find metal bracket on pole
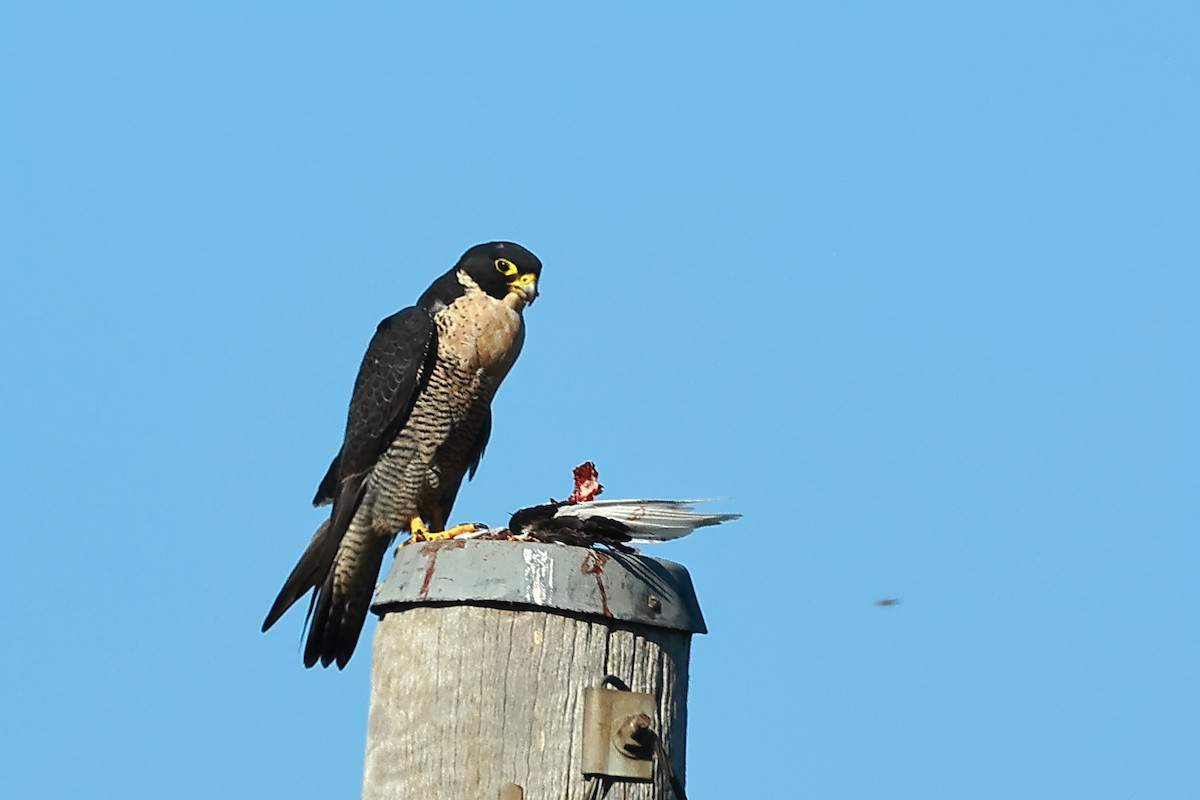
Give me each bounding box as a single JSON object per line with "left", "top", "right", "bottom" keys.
{"left": 582, "top": 683, "right": 657, "bottom": 781}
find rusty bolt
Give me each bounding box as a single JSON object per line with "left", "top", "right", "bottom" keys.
{"left": 612, "top": 713, "right": 656, "bottom": 760}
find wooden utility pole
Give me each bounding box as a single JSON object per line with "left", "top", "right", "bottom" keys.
{"left": 362, "top": 538, "right": 706, "bottom": 799}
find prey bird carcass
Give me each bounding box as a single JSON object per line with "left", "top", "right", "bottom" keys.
{"left": 500, "top": 462, "right": 741, "bottom": 553}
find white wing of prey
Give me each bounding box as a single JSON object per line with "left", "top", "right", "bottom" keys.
{"left": 550, "top": 499, "right": 740, "bottom": 542}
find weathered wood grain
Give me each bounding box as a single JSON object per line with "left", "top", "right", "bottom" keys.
{"left": 362, "top": 604, "right": 691, "bottom": 799}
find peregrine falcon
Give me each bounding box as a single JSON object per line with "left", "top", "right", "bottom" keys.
{"left": 262, "top": 241, "right": 542, "bottom": 668}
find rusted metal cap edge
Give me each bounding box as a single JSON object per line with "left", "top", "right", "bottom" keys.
{"left": 371, "top": 539, "right": 707, "bottom": 634}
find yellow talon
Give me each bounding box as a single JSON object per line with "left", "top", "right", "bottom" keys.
{"left": 409, "top": 516, "right": 431, "bottom": 539}
{"left": 394, "top": 517, "right": 432, "bottom": 552}
{"left": 433, "top": 522, "right": 479, "bottom": 539}
{"left": 397, "top": 518, "right": 478, "bottom": 551}
{"left": 422, "top": 522, "right": 480, "bottom": 541}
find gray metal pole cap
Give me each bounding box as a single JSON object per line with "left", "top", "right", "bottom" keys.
{"left": 371, "top": 539, "right": 707, "bottom": 634}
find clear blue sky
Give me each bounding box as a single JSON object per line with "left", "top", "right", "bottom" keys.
{"left": 2, "top": 4, "right": 1196, "bottom": 798}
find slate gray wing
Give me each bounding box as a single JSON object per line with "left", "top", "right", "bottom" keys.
{"left": 311, "top": 307, "right": 438, "bottom": 503}
{"left": 262, "top": 306, "right": 436, "bottom": 634}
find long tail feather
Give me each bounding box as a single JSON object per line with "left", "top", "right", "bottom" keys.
{"left": 304, "top": 527, "right": 388, "bottom": 669}
{"left": 262, "top": 518, "right": 337, "bottom": 633}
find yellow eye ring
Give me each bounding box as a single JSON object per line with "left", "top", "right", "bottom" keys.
{"left": 494, "top": 258, "right": 518, "bottom": 277}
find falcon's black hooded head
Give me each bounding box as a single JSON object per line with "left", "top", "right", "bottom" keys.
{"left": 420, "top": 241, "right": 541, "bottom": 311}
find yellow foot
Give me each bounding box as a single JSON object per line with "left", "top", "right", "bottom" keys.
{"left": 396, "top": 518, "right": 480, "bottom": 553}
{"left": 424, "top": 522, "right": 480, "bottom": 541}
{"left": 395, "top": 516, "right": 431, "bottom": 552}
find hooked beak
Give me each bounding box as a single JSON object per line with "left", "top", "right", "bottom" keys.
{"left": 508, "top": 272, "right": 539, "bottom": 305}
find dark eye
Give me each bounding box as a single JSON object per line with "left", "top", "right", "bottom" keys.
{"left": 494, "top": 258, "right": 517, "bottom": 276}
